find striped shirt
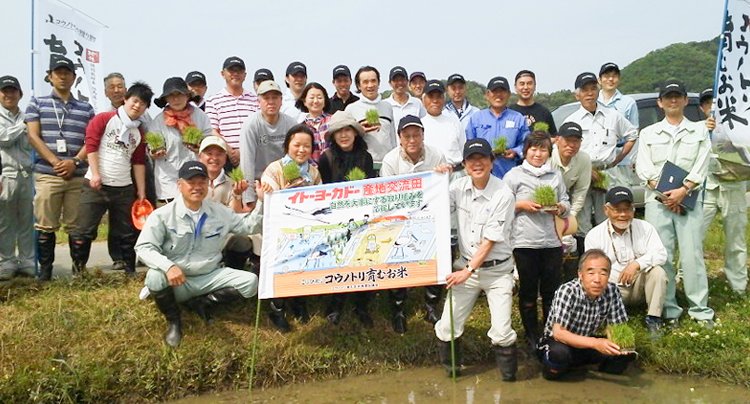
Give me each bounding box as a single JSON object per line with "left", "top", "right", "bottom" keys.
{"left": 25, "top": 92, "right": 95, "bottom": 176}
{"left": 204, "top": 88, "right": 259, "bottom": 149}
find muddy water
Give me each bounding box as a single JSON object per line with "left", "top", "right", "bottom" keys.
{"left": 171, "top": 366, "right": 749, "bottom": 404}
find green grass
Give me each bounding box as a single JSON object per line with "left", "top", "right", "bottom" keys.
{"left": 2, "top": 214, "right": 749, "bottom": 403}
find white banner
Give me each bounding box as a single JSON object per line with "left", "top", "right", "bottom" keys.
{"left": 33, "top": 0, "right": 106, "bottom": 111}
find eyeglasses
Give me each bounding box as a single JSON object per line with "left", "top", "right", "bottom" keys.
{"left": 606, "top": 205, "right": 635, "bottom": 214}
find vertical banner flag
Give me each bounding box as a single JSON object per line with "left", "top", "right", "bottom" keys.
{"left": 259, "top": 172, "right": 451, "bottom": 299}
{"left": 34, "top": 0, "right": 106, "bottom": 111}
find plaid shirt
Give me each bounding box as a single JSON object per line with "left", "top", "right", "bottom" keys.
{"left": 302, "top": 113, "right": 332, "bottom": 163}
{"left": 542, "top": 278, "right": 628, "bottom": 339}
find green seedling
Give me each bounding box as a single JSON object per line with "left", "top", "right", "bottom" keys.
{"left": 345, "top": 167, "right": 367, "bottom": 182}
{"left": 282, "top": 160, "right": 301, "bottom": 182}
{"left": 592, "top": 169, "right": 610, "bottom": 190}
{"left": 182, "top": 126, "right": 203, "bottom": 146}
{"left": 493, "top": 137, "right": 508, "bottom": 155}
{"left": 532, "top": 122, "right": 550, "bottom": 133}
{"left": 144, "top": 132, "right": 165, "bottom": 151}
{"left": 365, "top": 109, "right": 380, "bottom": 126}
{"left": 607, "top": 322, "right": 636, "bottom": 352}
{"left": 533, "top": 184, "right": 557, "bottom": 207}
{"left": 227, "top": 167, "right": 245, "bottom": 183}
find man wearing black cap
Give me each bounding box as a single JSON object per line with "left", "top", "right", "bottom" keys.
{"left": 25, "top": 55, "right": 96, "bottom": 280}
{"left": 0, "top": 76, "right": 34, "bottom": 280}
{"left": 465, "top": 76, "right": 529, "bottom": 179}
{"left": 330, "top": 65, "right": 359, "bottom": 113}
{"left": 409, "top": 71, "right": 426, "bottom": 99}
{"left": 444, "top": 73, "right": 479, "bottom": 132}
{"left": 421, "top": 79, "right": 464, "bottom": 167}
{"left": 700, "top": 89, "right": 747, "bottom": 295}
{"left": 185, "top": 71, "right": 208, "bottom": 111}
{"left": 380, "top": 115, "right": 451, "bottom": 333}
{"left": 205, "top": 56, "right": 259, "bottom": 167}
{"left": 585, "top": 186, "right": 668, "bottom": 336}
{"left": 597, "top": 63, "right": 638, "bottom": 127}
{"left": 252, "top": 68, "right": 274, "bottom": 93}
{"left": 136, "top": 161, "right": 264, "bottom": 348}
{"left": 563, "top": 72, "right": 637, "bottom": 235}
{"left": 510, "top": 70, "right": 557, "bottom": 135}
{"left": 281, "top": 61, "right": 307, "bottom": 120}
{"left": 385, "top": 66, "right": 426, "bottom": 130}
{"left": 637, "top": 80, "right": 714, "bottom": 327}
{"left": 434, "top": 138, "right": 519, "bottom": 381}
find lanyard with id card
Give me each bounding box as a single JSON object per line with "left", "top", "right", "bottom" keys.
{"left": 52, "top": 99, "right": 69, "bottom": 155}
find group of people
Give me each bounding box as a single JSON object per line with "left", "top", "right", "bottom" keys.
{"left": 0, "top": 54, "right": 745, "bottom": 382}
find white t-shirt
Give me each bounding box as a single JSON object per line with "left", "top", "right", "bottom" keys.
{"left": 421, "top": 111, "right": 465, "bottom": 165}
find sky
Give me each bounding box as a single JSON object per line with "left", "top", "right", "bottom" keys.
{"left": 1, "top": 0, "right": 726, "bottom": 113}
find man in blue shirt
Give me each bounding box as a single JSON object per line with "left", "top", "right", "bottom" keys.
{"left": 465, "top": 76, "right": 529, "bottom": 178}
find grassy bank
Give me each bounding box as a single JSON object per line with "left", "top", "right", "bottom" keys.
{"left": 0, "top": 217, "right": 749, "bottom": 403}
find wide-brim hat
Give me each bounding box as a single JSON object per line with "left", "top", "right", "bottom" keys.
{"left": 326, "top": 111, "right": 366, "bottom": 142}
{"left": 154, "top": 77, "right": 198, "bottom": 108}
{"left": 555, "top": 215, "right": 578, "bottom": 238}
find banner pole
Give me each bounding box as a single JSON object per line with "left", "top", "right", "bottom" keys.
{"left": 711, "top": 0, "right": 730, "bottom": 131}
{"left": 249, "top": 297, "right": 262, "bottom": 392}
{"left": 31, "top": 0, "right": 39, "bottom": 278}
{"left": 449, "top": 287, "right": 456, "bottom": 382}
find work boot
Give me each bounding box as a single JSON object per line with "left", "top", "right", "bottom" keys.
{"left": 0, "top": 267, "right": 15, "bottom": 281}
{"left": 424, "top": 286, "right": 443, "bottom": 324}
{"left": 151, "top": 288, "right": 182, "bottom": 348}
{"left": 111, "top": 261, "right": 128, "bottom": 271}
{"left": 69, "top": 237, "right": 91, "bottom": 276}
{"left": 37, "top": 232, "right": 56, "bottom": 281}
{"left": 290, "top": 297, "right": 310, "bottom": 324}
{"left": 493, "top": 344, "right": 518, "bottom": 382}
{"left": 438, "top": 339, "right": 462, "bottom": 377}
{"left": 268, "top": 299, "right": 291, "bottom": 333}
{"left": 353, "top": 292, "right": 373, "bottom": 328}
{"left": 189, "top": 287, "right": 245, "bottom": 324}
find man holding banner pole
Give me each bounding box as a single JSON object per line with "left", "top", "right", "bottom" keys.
{"left": 434, "top": 138, "right": 518, "bottom": 381}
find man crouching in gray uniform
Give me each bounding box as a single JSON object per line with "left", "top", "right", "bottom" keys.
{"left": 135, "top": 161, "right": 263, "bottom": 348}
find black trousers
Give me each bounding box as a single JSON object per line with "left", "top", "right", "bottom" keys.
{"left": 538, "top": 338, "right": 636, "bottom": 380}
{"left": 513, "top": 247, "right": 563, "bottom": 337}
{"left": 72, "top": 182, "right": 138, "bottom": 269}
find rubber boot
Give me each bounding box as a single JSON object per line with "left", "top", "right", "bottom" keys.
{"left": 325, "top": 294, "right": 345, "bottom": 325}
{"left": 37, "top": 232, "right": 56, "bottom": 281}
{"left": 69, "top": 236, "right": 91, "bottom": 276}
{"left": 223, "top": 249, "right": 249, "bottom": 271}
{"left": 120, "top": 233, "right": 138, "bottom": 277}
{"left": 520, "top": 302, "right": 539, "bottom": 351}
{"left": 424, "top": 286, "right": 443, "bottom": 324}
{"left": 290, "top": 297, "right": 310, "bottom": 324}
{"left": 151, "top": 288, "right": 182, "bottom": 348}
{"left": 493, "top": 344, "right": 518, "bottom": 382}
{"left": 353, "top": 292, "right": 373, "bottom": 328}
{"left": 438, "top": 339, "right": 462, "bottom": 377}
{"left": 391, "top": 288, "right": 407, "bottom": 334}
{"left": 268, "top": 299, "right": 291, "bottom": 333}
{"left": 189, "top": 287, "right": 245, "bottom": 324}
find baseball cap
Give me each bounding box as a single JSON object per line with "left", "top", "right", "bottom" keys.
{"left": 487, "top": 76, "right": 510, "bottom": 92}
{"left": 179, "top": 161, "right": 208, "bottom": 180}
{"left": 575, "top": 72, "right": 598, "bottom": 89}
{"left": 185, "top": 71, "right": 206, "bottom": 85}
{"left": 223, "top": 56, "right": 245, "bottom": 70}
{"left": 558, "top": 122, "right": 584, "bottom": 138}
{"left": 699, "top": 88, "right": 713, "bottom": 103}
{"left": 606, "top": 186, "right": 634, "bottom": 205}
{"left": 599, "top": 62, "right": 620, "bottom": 77}
{"left": 286, "top": 61, "right": 307, "bottom": 76}
{"left": 463, "top": 138, "right": 493, "bottom": 159}
{"left": 48, "top": 55, "right": 75, "bottom": 73}
{"left": 659, "top": 80, "right": 687, "bottom": 98}
{"left": 514, "top": 70, "right": 535, "bottom": 82}
{"left": 409, "top": 71, "right": 426, "bottom": 82}
{"left": 397, "top": 115, "right": 423, "bottom": 133}
{"left": 254, "top": 68, "right": 274, "bottom": 83}
{"left": 332, "top": 65, "right": 351, "bottom": 79}
{"left": 0, "top": 76, "right": 21, "bottom": 91}
{"left": 199, "top": 136, "right": 228, "bottom": 154}
{"left": 256, "top": 80, "right": 282, "bottom": 95}
{"left": 389, "top": 66, "right": 408, "bottom": 81}
{"left": 447, "top": 74, "right": 466, "bottom": 85}
{"left": 424, "top": 79, "right": 445, "bottom": 94}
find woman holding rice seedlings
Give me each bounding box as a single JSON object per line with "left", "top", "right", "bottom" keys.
{"left": 295, "top": 82, "right": 333, "bottom": 163}
{"left": 316, "top": 111, "right": 377, "bottom": 327}
{"left": 503, "top": 131, "right": 570, "bottom": 351}
{"left": 260, "top": 124, "right": 321, "bottom": 332}
{"left": 148, "top": 77, "right": 211, "bottom": 204}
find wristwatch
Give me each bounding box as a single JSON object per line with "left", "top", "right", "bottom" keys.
{"left": 466, "top": 264, "right": 476, "bottom": 273}
{"left": 73, "top": 157, "right": 81, "bottom": 167}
